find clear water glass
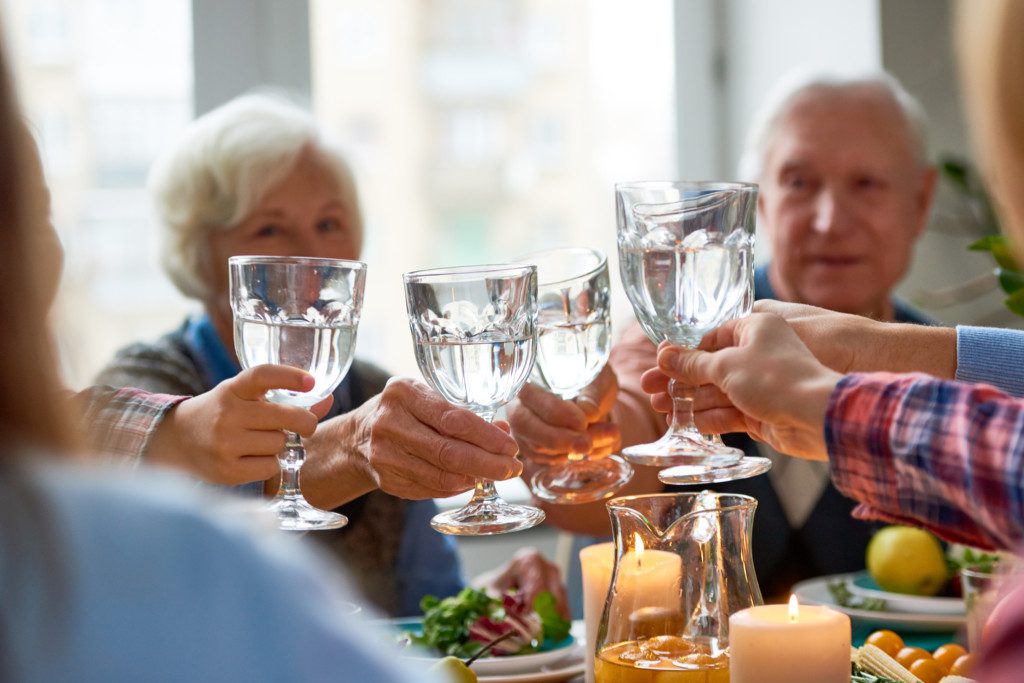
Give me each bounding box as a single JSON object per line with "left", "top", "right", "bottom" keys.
{"left": 404, "top": 263, "right": 546, "bottom": 535}
{"left": 518, "top": 247, "right": 633, "bottom": 503}
{"left": 230, "top": 255, "right": 365, "bottom": 531}
{"left": 616, "top": 181, "right": 770, "bottom": 485}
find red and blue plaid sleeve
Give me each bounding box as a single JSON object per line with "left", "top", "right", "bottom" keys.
{"left": 73, "top": 386, "right": 188, "bottom": 464}
{"left": 826, "top": 372, "right": 1024, "bottom": 550}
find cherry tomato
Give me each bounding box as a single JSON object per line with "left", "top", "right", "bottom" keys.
{"left": 910, "top": 657, "right": 945, "bottom": 683}
{"left": 865, "top": 629, "right": 904, "bottom": 657}
{"left": 950, "top": 653, "right": 977, "bottom": 676}
{"left": 895, "top": 646, "right": 931, "bottom": 669}
{"left": 932, "top": 643, "right": 967, "bottom": 673}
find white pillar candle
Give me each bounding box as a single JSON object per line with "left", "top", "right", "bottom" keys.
{"left": 729, "top": 596, "right": 851, "bottom": 683}
{"left": 580, "top": 542, "right": 615, "bottom": 683}
{"left": 580, "top": 539, "right": 683, "bottom": 683}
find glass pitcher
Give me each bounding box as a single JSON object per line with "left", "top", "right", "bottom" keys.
{"left": 594, "top": 492, "right": 761, "bottom": 683}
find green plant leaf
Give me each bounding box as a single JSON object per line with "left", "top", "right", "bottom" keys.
{"left": 970, "top": 235, "right": 1023, "bottom": 271}
{"left": 1006, "top": 289, "right": 1024, "bottom": 317}
{"left": 940, "top": 158, "right": 970, "bottom": 192}
{"left": 997, "top": 267, "right": 1024, "bottom": 295}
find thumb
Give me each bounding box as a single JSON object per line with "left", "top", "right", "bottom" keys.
{"left": 657, "top": 346, "right": 718, "bottom": 387}
{"left": 575, "top": 365, "right": 618, "bottom": 423}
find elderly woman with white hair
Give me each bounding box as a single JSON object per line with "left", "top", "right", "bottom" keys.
{"left": 95, "top": 94, "right": 566, "bottom": 617}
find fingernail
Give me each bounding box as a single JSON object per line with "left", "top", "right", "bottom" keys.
{"left": 301, "top": 374, "right": 316, "bottom": 390}
{"left": 502, "top": 439, "right": 519, "bottom": 456}
{"left": 659, "top": 347, "right": 680, "bottom": 369}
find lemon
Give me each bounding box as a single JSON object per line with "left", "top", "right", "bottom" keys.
{"left": 866, "top": 526, "right": 947, "bottom": 596}
{"left": 429, "top": 656, "right": 477, "bottom": 683}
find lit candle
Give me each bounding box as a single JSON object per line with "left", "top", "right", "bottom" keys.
{"left": 579, "top": 538, "right": 682, "bottom": 683}
{"left": 579, "top": 542, "right": 615, "bottom": 683}
{"left": 729, "top": 595, "right": 851, "bottom": 683}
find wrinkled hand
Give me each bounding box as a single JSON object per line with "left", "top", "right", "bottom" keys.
{"left": 148, "top": 365, "right": 331, "bottom": 485}
{"left": 508, "top": 365, "right": 622, "bottom": 465}
{"left": 475, "top": 547, "right": 569, "bottom": 619}
{"left": 642, "top": 313, "right": 841, "bottom": 460}
{"left": 340, "top": 377, "right": 523, "bottom": 500}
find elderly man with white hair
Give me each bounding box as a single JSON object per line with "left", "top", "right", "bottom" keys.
{"left": 509, "top": 69, "right": 939, "bottom": 596}
{"left": 95, "top": 93, "right": 566, "bottom": 617}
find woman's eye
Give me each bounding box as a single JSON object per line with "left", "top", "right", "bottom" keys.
{"left": 255, "top": 224, "right": 280, "bottom": 238}
{"left": 317, "top": 217, "right": 342, "bottom": 233}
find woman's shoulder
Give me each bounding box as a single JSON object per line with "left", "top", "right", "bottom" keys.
{"left": 6, "top": 458, "right": 433, "bottom": 682}
{"left": 93, "top": 321, "right": 205, "bottom": 395}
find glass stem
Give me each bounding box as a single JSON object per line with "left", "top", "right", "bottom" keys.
{"left": 468, "top": 409, "right": 499, "bottom": 505}
{"left": 277, "top": 430, "right": 305, "bottom": 500}
{"left": 668, "top": 378, "right": 701, "bottom": 436}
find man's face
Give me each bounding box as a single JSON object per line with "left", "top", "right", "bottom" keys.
{"left": 759, "top": 87, "right": 937, "bottom": 317}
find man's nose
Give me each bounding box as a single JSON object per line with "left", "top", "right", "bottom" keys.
{"left": 811, "top": 189, "right": 840, "bottom": 234}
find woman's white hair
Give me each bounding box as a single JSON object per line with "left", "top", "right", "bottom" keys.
{"left": 738, "top": 68, "right": 931, "bottom": 181}
{"left": 150, "top": 92, "right": 360, "bottom": 300}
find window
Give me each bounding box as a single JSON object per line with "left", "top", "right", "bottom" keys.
{"left": 311, "top": 0, "right": 676, "bottom": 377}
{"left": 3, "top": 0, "right": 194, "bottom": 387}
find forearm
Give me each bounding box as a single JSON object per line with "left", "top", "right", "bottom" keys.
{"left": 849, "top": 320, "right": 957, "bottom": 377}
{"left": 827, "top": 372, "right": 1024, "bottom": 550}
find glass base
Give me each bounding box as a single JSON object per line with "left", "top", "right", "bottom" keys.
{"left": 269, "top": 495, "right": 348, "bottom": 532}
{"left": 657, "top": 455, "right": 772, "bottom": 485}
{"left": 621, "top": 429, "right": 744, "bottom": 468}
{"left": 431, "top": 498, "right": 546, "bottom": 536}
{"left": 530, "top": 456, "right": 634, "bottom": 504}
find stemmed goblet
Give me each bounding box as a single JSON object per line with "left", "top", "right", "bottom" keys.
{"left": 404, "top": 263, "right": 546, "bottom": 535}
{"left": 230, "top": 255, "right": 365, "bottom": 531}
{"left": 519, "top": 247, "right": 633, "bottom": 503}
{"left": 616, "top": 181, "right": 770, "bottom": 484}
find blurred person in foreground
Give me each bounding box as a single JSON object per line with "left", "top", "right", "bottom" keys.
{"left": 645, "top": 1, "right": 1024, "bottom": 678}
{"left": 92, "top": 94, "right": 564, "bottom": 617}
{"left": 510, "top": 69, "right": 938, "bottom": 595}
{"left": 0, "top": 28, "right": 442, "bottom": 683}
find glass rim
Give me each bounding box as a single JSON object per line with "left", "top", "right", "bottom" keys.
{"left": 511, "top": 246, "right": 607, "bottom": 287}
{"left": 403, "top": 262, "right": 536, "bottom": 283}
{"left": 615, "top": 180, "right": 758, "bottom": 193}
{"left": 228, "top": 255, "right": 367, "bottom": 270}
{"left": 607, "top": 491, "right": 757, "bottom": 513}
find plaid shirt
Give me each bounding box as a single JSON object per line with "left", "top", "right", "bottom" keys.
{"left": 826, "top": 372, "right": 1024, "bottom": 550}
{"left": 72, "top": 386, "right": 187, "bottom": 465}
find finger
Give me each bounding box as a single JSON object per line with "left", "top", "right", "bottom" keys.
{"left": 389, "top": 379, "right": 519, "bottom": 456}
{"left": 380, "top": 417, "right": 522, "bottom": 483}
{"left": 243, "top": 401, "right": 320, "bottom": 437}
{"left": 639, "top": 367, "right": 670, "bottom": 394}
{"left": 231, "top": 430, "right": 290, "bottom": 456}
{"left": 518, "top": 383, "right": 588, "bottom": 431}
{"left": 657, "top": 346, "right": 721, "bottom": 387}
{"left": 509, "top": 407, "right": 592, "bottom": 455}
{"left": 575, "top": 365, "right": 619, "bottom": 422}
{"left": 650, "top": 392, "right": 671, "bottom": 414}
{"left": 373, "top": 444, "right": 478, "bottom": 494}
{"left": 310, "top": 395, "right": 333, "bottom": 419}
{"left": 692, "top": 406, "right": 748, "bottom": 435}
{"left": 693, "top": 384, "right": 732, "bottom": 412}
{"left": 227, "top": 455, "right": 281, "bottom": 484}
{"left": 584, "top": 421, "right": 621, "bottom": 454}
{"left": 230, "top": 365, "right": 314, "bottom": 400}
{"left": 378, "top": 469, "right": 467, "bottom": 500}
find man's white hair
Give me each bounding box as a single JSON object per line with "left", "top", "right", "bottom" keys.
{"left": 738, "top": 68, "right": 931, "bottom": 181}
{"left": 150, "top": 92, "right": 361, "bottom": 301}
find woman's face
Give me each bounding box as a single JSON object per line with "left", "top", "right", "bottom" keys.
{"left": 205, "top": 147, "right": 362, "bottom": 325}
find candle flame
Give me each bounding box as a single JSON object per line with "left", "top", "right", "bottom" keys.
{"left": 633, "top": 533, "right": 645, "bottom": 567}
{"left": 788, "top": 594, "right": 799, "bottom": 622}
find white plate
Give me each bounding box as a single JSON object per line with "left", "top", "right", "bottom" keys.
{"left": 392, "top": 618, "right": 579, "bottom": 676}
{"left": 846, "top": 572, "right": 964, "bottom": 615}
{"left": 477, "top": 644, "right": 584, "bottom": 683}
{"left": 793, "top": 574, "right": 964, "bottom": 632}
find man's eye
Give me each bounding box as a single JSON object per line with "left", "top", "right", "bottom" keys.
{"left": 782, "top": 175, "right": 809, "bottom": 190}
{"left": 855, "top": 176, "right": 885, "bottom": 191}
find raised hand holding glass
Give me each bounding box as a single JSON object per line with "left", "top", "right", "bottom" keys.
{"left": 404, "top": 264, "right": 545, "bottom": 535}
{"left": 230, "top": 255, "right": 365, "bottom": 531}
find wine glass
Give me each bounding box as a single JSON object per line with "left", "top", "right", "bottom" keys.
{"left": 616, "top": 181, "right": 770, "bottom": 484}
{"left": 517, "top": 247, "right": 634, "bottom": 503}
{"left": 404, "top": 263, "right": 546, "bottom": 535}
{"left": 230, "top": 255, "right": 365, "bottom": 531}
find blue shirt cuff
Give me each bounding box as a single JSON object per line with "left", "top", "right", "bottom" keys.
{"left": 955, "top": 325, "right": 1024, "bottom": 397}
